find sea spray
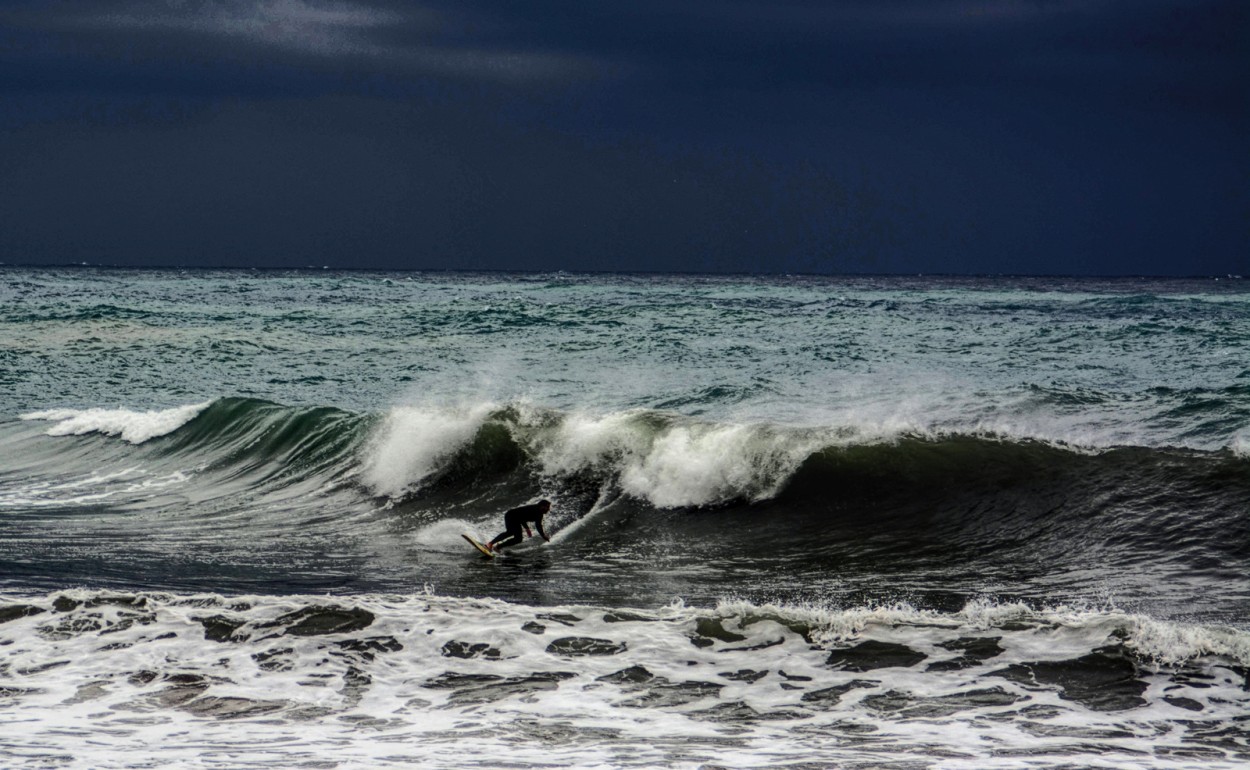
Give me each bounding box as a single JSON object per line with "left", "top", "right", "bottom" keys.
{"left": 522, "top": 409, "right": 824, "bottom": 507}
{"left": 615, "top": 421, "right": 818, "bottom": 507}
{"left": 360, "top": 403, "right": 497, "bottom": 497}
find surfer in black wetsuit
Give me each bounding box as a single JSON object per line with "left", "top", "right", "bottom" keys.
{"left": 487, "top": 499, "right": 551, "bottom": 552}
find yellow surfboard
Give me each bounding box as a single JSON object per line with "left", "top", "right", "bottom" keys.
{"left": 462, "top": 534, "right": 495, "bottom": 558}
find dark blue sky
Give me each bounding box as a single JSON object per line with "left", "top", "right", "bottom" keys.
{"left": 1, "top": 1, "right": 1246, "bottom": 274}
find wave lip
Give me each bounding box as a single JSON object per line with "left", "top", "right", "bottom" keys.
{"left": 21, "top": 402, "right": 213, "bottom": 444}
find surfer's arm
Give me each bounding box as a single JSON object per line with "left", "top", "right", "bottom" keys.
{"left": 536, "top": 520, "right": 549, "bottom": 542}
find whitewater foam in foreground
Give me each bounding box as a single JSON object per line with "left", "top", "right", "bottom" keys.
{"left": 1, "top": 590, "right": 1247, "bottom": 770}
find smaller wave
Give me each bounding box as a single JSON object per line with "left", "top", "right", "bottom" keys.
{"left": 2, "top": 303, "right": 154, "bottom": 324}
{"left": 21, "top": 402, "right": 213, "bottom": 444}
{"left": 711, "top": 597, "right": 1250, "bottom": 667}
{"left": 1234, "top": 430, "right": 1250, "bottom": 459}
{"left": 162, "top": 398, "right": 367, "bottom": 488}
{"left": 1127, "top": 614, "right": 1250, "bottom": 666}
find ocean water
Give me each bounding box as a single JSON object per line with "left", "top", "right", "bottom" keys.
{"left": 1, "top": 268, "right": 1247, "bottom": 769}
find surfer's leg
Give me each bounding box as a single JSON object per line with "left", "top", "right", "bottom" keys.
{"left": 491, "top": 513, "right": 525, "bottom": 549}
{"left": 494, "top": 532, "right": 523, "bottom": 549}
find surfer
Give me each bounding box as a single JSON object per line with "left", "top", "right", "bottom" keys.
{"left": 486, "top": 499, "right": 551, "bottom": 553}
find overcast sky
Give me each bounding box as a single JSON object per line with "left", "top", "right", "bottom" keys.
{"left": 1, "top": 0, "right": 1245, "bottom": 274}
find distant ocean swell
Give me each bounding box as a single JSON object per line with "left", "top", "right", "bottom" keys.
{"left": 13, "top": 398, "right": 1248, "bottom": 566}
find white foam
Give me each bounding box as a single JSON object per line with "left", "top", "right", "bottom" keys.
{"left": 1124, "top": 615, "right": 1250, "bottom": 666}
{"left": 525, "top": 411, "right": 820, "bottom": 508}
{"left": 620, "top": 422, "right": 815, "bottom": 507}
{"left": 1232, "top": 429, "right": 1249, "bottom": 458}
{"left": 547, "top": 482, "right": 614, "bottom": 543}
{"left": 359, "top": 403, "right": 496, "bottom": 497}
{"left": 528, "top": 409, "right": 647, "bottom": 476}
{"left": 413, "top": 518, "right": 485, "bottom": 550}
{"left": 2, "top": 590, "right": 1248, "bottom": 770}
{"left": 20, "top": 402, "right": 212, "bottom": 444}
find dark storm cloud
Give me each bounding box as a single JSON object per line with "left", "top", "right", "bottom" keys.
{"left": 0, "top": 0, "right": 600, "bottom": 94}
{"left": 0, "top": 1, "right": 1245, "bottom": 273}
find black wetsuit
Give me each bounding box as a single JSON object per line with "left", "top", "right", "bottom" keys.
{"left": 490, "top": 502, "right": 548, "bottom": 550}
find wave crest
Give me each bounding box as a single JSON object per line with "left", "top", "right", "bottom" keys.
{"left": 21, "top": 402, "right": 212, "bottom": 444}
{"left": 360, "top": 404, "right": 497, "bottom": 498}
{"left": 712, "top": 597, "right": 1250, "bottom": 667}
{"left": 518, "top": 409, "right": 822, "bottom": 507}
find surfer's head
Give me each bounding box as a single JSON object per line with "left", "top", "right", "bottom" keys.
{"left": 538, "top": 499, "right": 551, "bottom": 512}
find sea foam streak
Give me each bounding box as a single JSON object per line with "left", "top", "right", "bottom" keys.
{"left": 0, "top": 469, "right": 191, "bottom": 509}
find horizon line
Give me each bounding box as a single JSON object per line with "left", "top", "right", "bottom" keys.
{"left": 0, "top": 263, "right": 1244, "bottom": 281}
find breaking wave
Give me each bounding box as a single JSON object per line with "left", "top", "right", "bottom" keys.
{"left": 18, "top": 396, "right": 1249, "bottom": 513}
{"left": 11, "top": 396, "right": 1247, "bottom": 593}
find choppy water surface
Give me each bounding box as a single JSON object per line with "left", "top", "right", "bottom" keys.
{"left": 1, "top": 269, "right": 1247, "bottom": 768}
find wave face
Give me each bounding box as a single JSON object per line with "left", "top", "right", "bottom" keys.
{"left": 2, "top": 269, "right": 1247, "bottom": 768}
